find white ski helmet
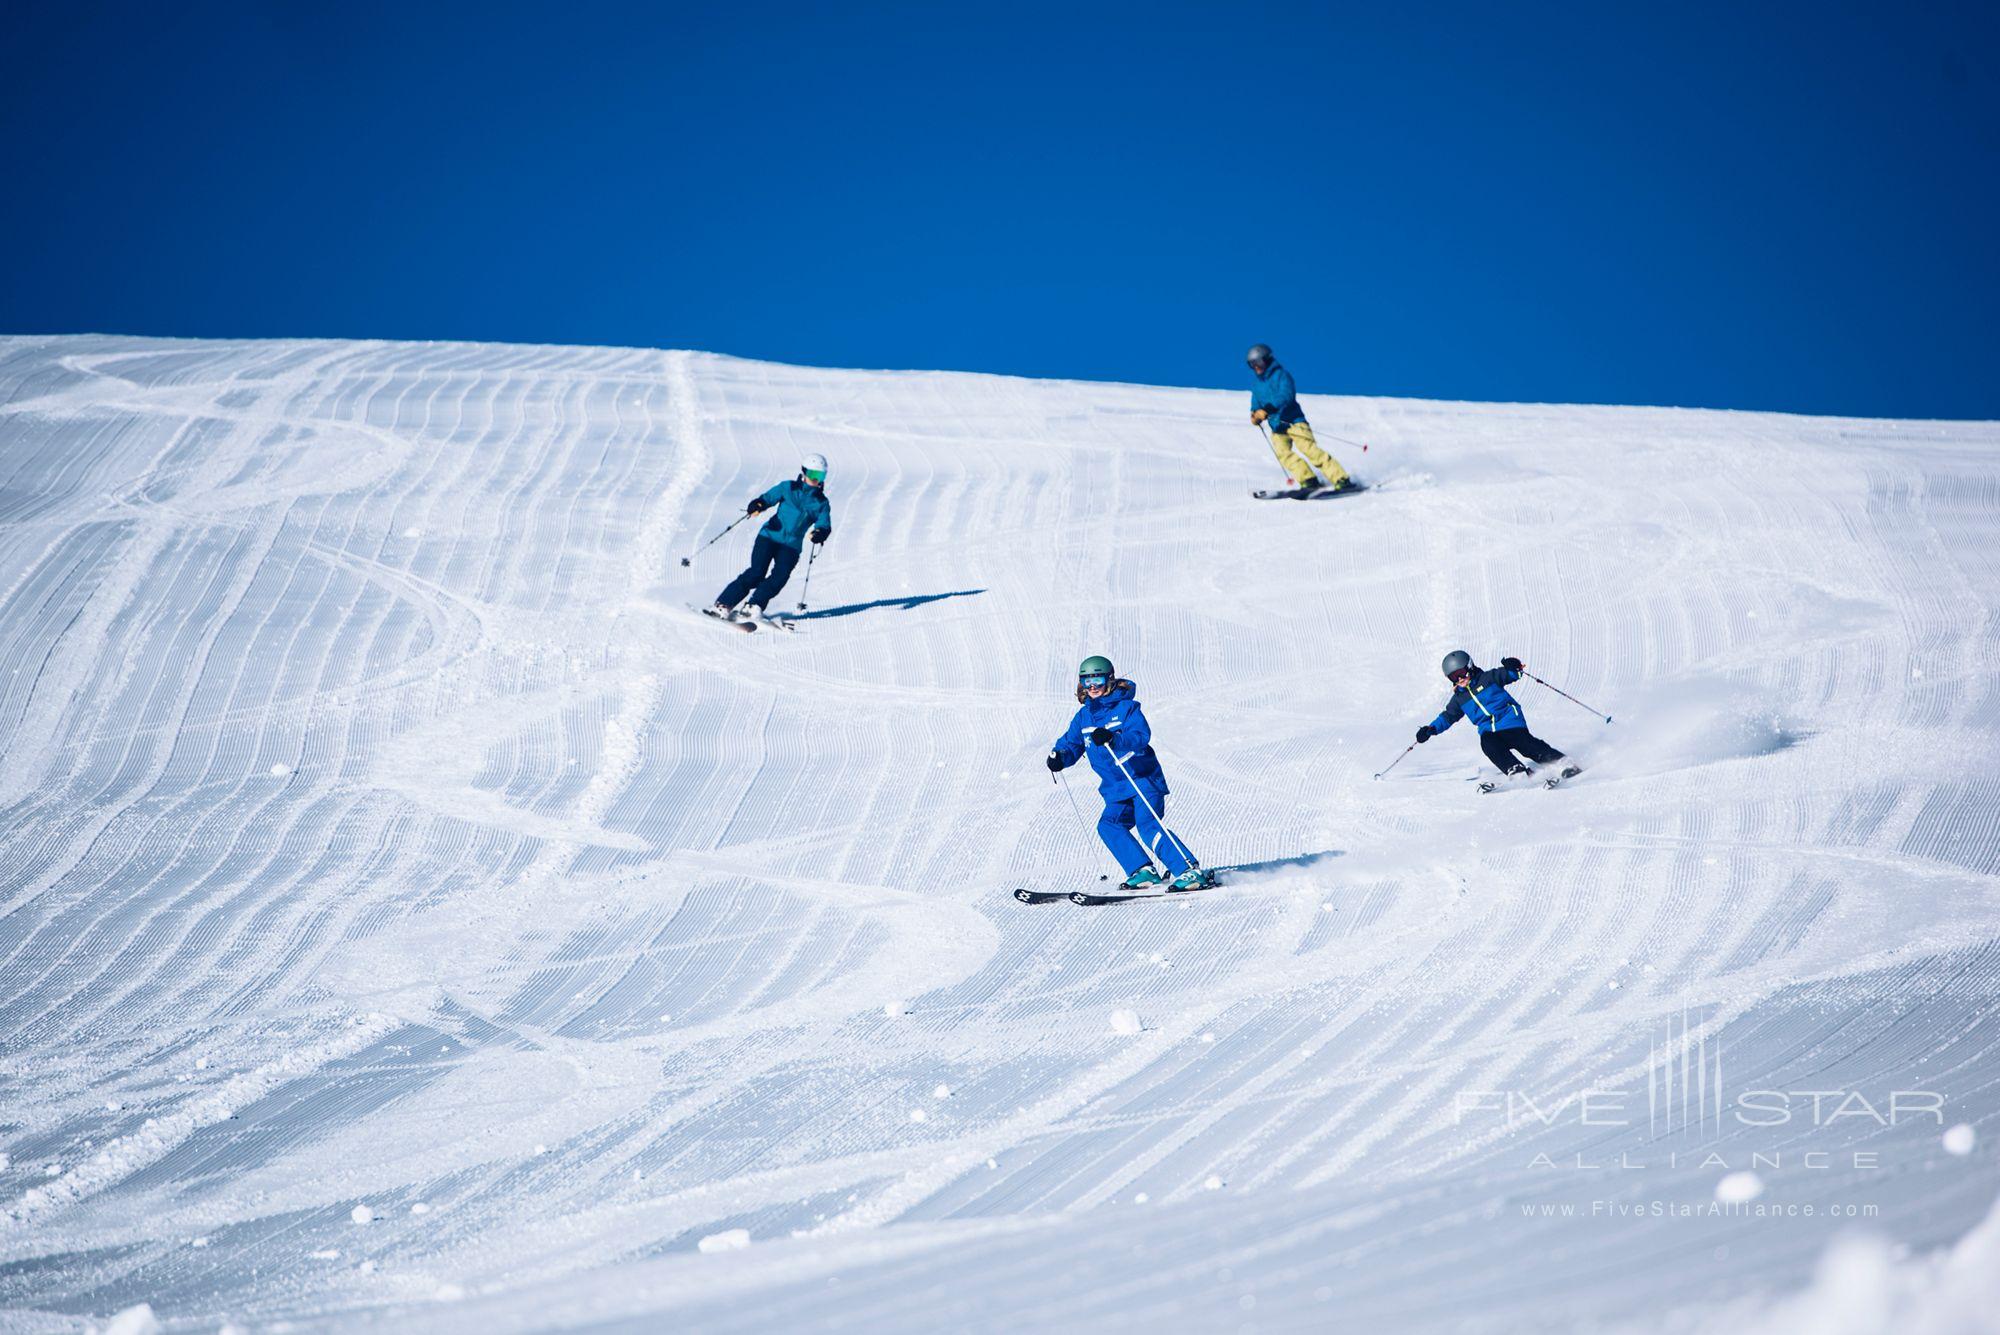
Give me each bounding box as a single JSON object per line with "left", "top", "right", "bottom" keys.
{"left": 801, "top": 452, "right": 828, "bottom": 482}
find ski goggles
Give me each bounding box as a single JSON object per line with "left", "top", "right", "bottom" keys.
{"left": 803, "top": 468, "right": 826, "bottom": 483}
{"left": 1079, "top": 673, "right": 1111, "bottom": 690}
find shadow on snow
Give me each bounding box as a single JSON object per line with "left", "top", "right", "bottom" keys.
{"left": 1226, "top": 848, "right": 1344, "bottom": 876}
{"left": 794, "top": 588, "right": 986, "bottom": 621}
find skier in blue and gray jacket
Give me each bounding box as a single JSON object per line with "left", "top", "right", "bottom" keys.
{"left": 1415, "top": 649, "right": 1568, "bottom": 776}
{"left": 708, "top": 452, "right": 832, "bottom": 622}
{"left": 1047, "top": 656, "right": 1210, "bottom": 891}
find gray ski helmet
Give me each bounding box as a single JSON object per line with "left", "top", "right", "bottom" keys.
{"left": 1246, "top": 344, "right": 1274, "bottom": 371}
{"left": 1441, "top": 649, "right": 1474, "bottom": 679}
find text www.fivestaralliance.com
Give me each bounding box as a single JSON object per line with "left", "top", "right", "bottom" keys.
{"left": 1521, "top": 1201, "right": 1879, "bottom": 1219}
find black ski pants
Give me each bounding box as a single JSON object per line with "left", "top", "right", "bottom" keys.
{"left": 717, "top": 534, "right": 801, "bottom": 610}
{"left": 1480, "top": 726, "right": 1565, "bottom": 775}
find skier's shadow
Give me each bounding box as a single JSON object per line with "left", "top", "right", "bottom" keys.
{"left": 1225, "top": 848, "right": 1344, "bottom": 875}
{"left": 1086, "top": 848, "right": 1345, "bottom": 908}
{"left": 793, "top": 588, "right": 985, "bottom": 621}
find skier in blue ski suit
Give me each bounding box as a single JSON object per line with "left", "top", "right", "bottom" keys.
{"left": 1415, "top": 652, "right": 1568, "bottom": 776}
{"left": 1046, "top": 657, "right": 1207, "bottom": 891}
{"left": 711, "top": 455, "right": 832, "bottom": 618}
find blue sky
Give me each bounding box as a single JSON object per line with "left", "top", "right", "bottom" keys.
{"left": 3, "top": 2, "right": 1994, "bottom": 417}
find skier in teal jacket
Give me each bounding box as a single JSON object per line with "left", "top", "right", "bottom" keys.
{"left": 710, "top": 453, "right": 832, "bottom": 620}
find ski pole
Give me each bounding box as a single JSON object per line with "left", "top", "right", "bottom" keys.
{"left": 679, "top": 512, "right": 751, "bottom": 567}
{"left": 1374, "top": 742, "right": 1416, "bottom": 780}
{"left": 1522, "top": 670, "right": 1612, "bottom": 723}
{"left": 795, "top": 544, "right": 818, "bottom": 612}
{"left": 1105, "top": 747, "right": 1201, "bottom": 872}
{"left": 1053, "top": 765, "right": 1112, "bottom": 882}
{"left": 1260, "top": 421, "right": 1370, "bottom": 456}
{"left": 1255, "top": 422, "right": 1293, "bottom": 487}
{"left": 1055, "top": 767, "right": 1095, "bottom": 836}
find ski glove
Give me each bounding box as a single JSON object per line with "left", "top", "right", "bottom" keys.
{"left": 1046, "top": 752, "right": 1064, "bottom": 772}
{"left": 1089, "top": 727, "right": 1113, "bottom": 746}
{"left": 1251, "top": 409, "right": 1269, "bottom": 425}
{"left": 747, "top": 498, "right": 769, "bottom": 514}
{"left": 809, "top": 527, "right": 829, "bottom": 545}
{"left": 1415, "top": 725, "right": 1435, "bottom": 743}
{"left": 1501, "top": 657, "right": 1523, "bottom": 672}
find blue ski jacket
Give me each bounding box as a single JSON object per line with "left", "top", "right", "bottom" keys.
{"left": 1049, "top": 680, "right": 1170, "bottom": 800}
{"left": 1430, "top": 665, "right": 1528, "bottom": 735}
{"left": 753, "top": 478, "right": 832, "bottom": 550}
{"left": 1249, "top": 362, "right": 1308, "bottom": 430}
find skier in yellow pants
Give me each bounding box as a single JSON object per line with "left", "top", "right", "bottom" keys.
{"left": 1247, "top": 343, "right": 1353, "bottom": 495}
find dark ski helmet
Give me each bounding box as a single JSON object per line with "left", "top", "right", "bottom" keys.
{"left": 1441, "top": 649, "right": 1474, "bottom": 680}
{"left": 1246, "top": 344, "right": 1274, "bottom": 372}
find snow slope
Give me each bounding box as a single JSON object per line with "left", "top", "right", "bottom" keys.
{"left": 0, "top": 336, "right": 1996, "bottom": 1333}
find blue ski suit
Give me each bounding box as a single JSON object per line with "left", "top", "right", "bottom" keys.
{"left": 1048, "top": 680, "right": 1197, "bottom": 876}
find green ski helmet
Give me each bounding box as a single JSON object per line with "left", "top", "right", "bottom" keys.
{"left": 1077, "top": 655, "right": 1115, "bottom": 699}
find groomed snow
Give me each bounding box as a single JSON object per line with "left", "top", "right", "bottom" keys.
{"left": 0, "top": 336, "right": 1996, "bottom": 1332}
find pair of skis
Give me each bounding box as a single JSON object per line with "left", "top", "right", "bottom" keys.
{"left": 1014, "top": 869, "right": 1220, "bottom": 907}
{"left": 1250, "top": 481, "right": 1369, "bottom": 502}
{"left": 696, "top": 605, "right": 799, "bottom": 634}
{"left": 1478, "top": 764, "right": 1581, "bottom": 795}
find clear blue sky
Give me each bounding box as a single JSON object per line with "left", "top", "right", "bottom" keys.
{"left": 4, "top": 2, "right": 1994, "bottom": 418}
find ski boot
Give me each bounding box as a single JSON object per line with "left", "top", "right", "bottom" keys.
{"left": 1170, "top": 867, "right": 1213, "bottom": 892}
{"left": 1328, "top": 476, "right": 1359, "bottom": 494}
{"left": 1119, "top": 867, "right": 1167, "bottom": 891}
{"left": 702, "top": 603, "right": 737, "bottom": 621}
{"left": 1294, "top": 476, "right": 1324, "bottom": 497}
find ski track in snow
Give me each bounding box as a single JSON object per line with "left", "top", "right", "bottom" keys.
{"left": 0, "top": 335, "right": 1997, "bottom": 1332}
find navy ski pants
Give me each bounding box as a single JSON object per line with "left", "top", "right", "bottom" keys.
{"left": 1479, "top": 726, "right": 1565, "bottom": 775}
{"left": 1098, "top": 782, "right": 1197, "bottom": 876}
{"left": 717, "top": 534, "right": 802, "bottom": 610}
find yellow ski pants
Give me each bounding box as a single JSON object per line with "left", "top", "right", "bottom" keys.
{"left": 1268, "top": 421, "right": 1349, "bottom": 488}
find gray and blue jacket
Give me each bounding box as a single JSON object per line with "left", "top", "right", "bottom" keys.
{"left": 1430, "top": 665, "right": 1528, "bottom": 735}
